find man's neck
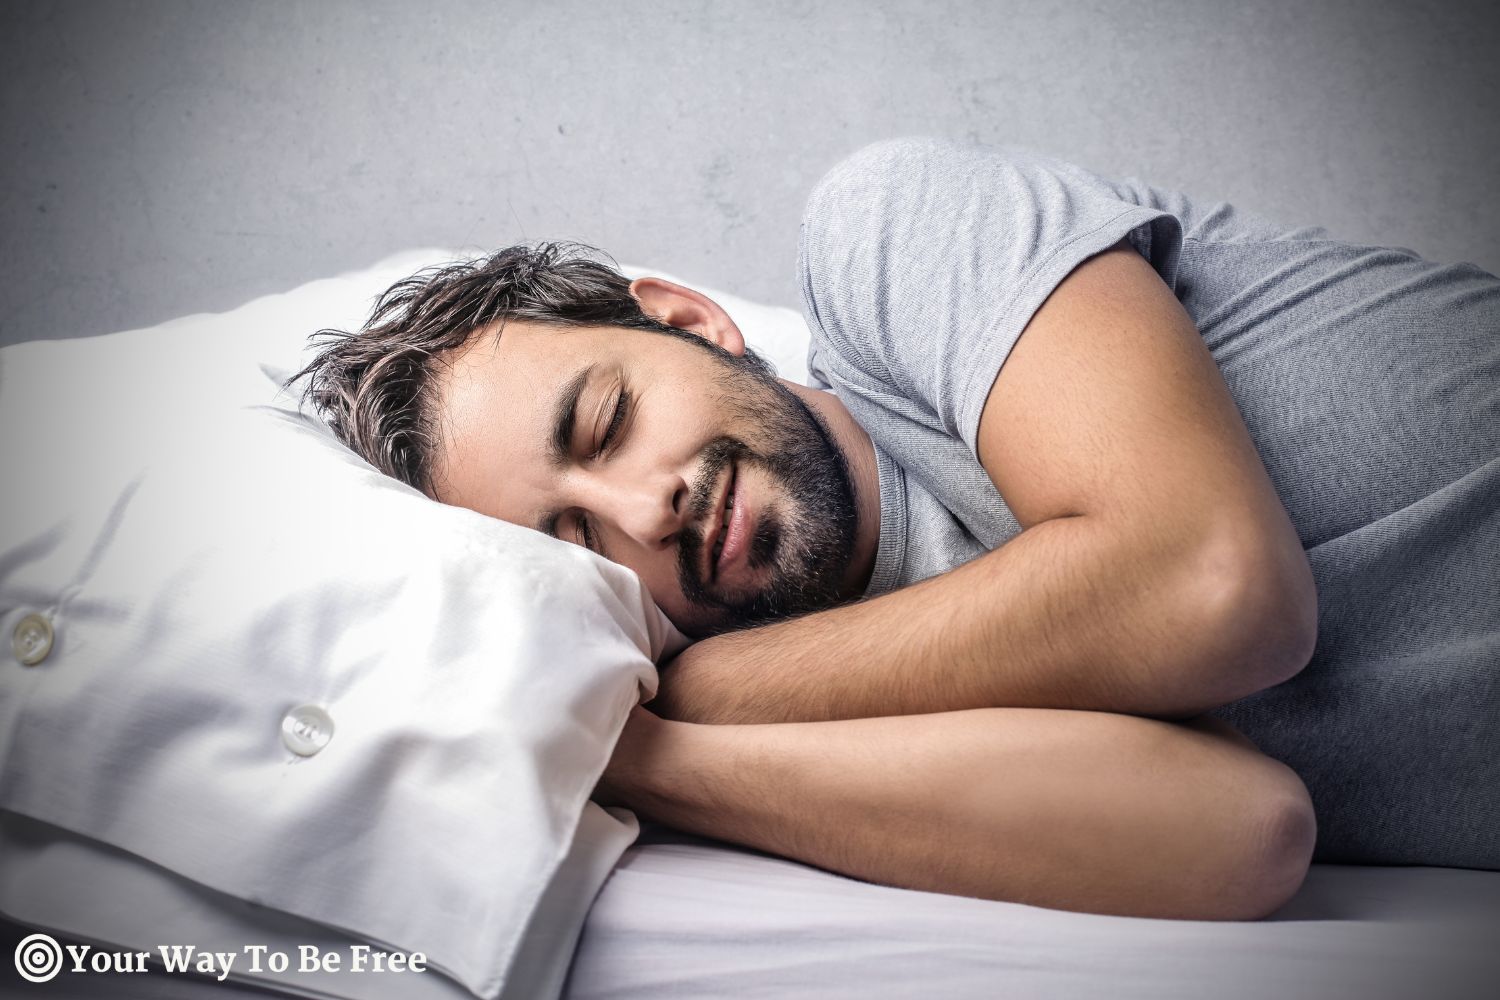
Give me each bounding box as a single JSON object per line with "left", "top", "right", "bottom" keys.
{"left": 783, "top": 379, "right": 880, "bottom": 599}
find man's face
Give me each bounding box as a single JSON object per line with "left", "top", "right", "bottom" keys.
{"left": 429, "top": 319, "right": 858, "bottom": 638}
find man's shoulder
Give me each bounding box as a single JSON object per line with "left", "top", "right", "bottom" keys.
{"left": 802, "top": 136, "right": 950, "bottom": 211}
{"left": 801, "top": 136, "right": 1046, "bottom": 227}
{"left": 798, "top": 139, "right": 1037, "bottom": 403}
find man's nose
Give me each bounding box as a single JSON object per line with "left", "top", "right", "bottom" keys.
{"left": 588, "top": 468, "right": 692, "bottom": 549}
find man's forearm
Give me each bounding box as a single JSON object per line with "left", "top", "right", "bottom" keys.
{"left": 596, "top": 704, "right": 1315, "bottom": 921}
{"left": 653, "top": 512, "right": 1311, "bottom": 725}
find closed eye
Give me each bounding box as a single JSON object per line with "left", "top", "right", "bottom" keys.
{"left": 545, "top": 509, "right": 604, "bottom": 557}
{"left": 594, "top": 389, "right": 631, "bottom": 458}
{"left": 577, "top": 513, "right": 600, "bottom": 553}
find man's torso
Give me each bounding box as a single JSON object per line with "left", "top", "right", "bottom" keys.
{"left": 796, "top": 138, "right": 1500, "bottom": 868}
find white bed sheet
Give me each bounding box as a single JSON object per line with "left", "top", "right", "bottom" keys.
{"left": 7, "top": 821, "right": 1498, "bottom": 1000}
{"left": 561, "top": 823, "right": 1500, "bottom": 1000}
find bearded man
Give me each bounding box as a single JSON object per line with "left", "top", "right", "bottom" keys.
{"left": 298, "top": 138, "right": 1499, "bottom": 921}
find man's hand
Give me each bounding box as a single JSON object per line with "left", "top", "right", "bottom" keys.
{"left": 593, "top": 703, "right": 1315, "bottom": 921}
{"left": 650, "top": 242, "right": 1315, "bottom": 726}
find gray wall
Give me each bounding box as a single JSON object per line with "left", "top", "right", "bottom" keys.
{"left": 3, "top": 0, "right": 1498, "bottom": 347}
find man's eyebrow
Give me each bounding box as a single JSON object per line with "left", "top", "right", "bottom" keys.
{"left": 549, "top": 363, "right": 596, "bottom": 469}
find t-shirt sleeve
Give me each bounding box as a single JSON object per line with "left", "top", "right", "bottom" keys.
{"left": 797, "top": 137, "right": 1182, "bottom": 456}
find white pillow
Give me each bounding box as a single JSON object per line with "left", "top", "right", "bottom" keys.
{"left": 0, "top": 248, "right": 817, "bottom": 1000}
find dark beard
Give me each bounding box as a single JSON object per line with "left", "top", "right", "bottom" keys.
{"left": 671, "top": 352, "right": 860, "bottom": 637}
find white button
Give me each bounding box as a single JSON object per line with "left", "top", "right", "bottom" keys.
{"left": 13, "top": 613, "right": 54, "bottom": 666}
{"left": 281, "top": 705, "right": 335, "bottom": 757}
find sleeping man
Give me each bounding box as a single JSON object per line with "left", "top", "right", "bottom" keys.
{"left": 298, "top": 138, "right": 1498, "bottom": 921}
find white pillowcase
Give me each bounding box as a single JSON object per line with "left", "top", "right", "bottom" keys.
{"left": 0, "top": 248, "right": 814, "bottom": 1000}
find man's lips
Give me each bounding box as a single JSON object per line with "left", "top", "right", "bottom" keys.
{"left": 702, "top": 462, "right": 735, "bottom": 585}
{"left": 716, "top": 474, "right": 751, "bottom": 579}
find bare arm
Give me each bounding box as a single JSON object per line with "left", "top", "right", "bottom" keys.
{"left": 595, "top": 704, "right": 1316, "bottom": 921}
{"left": 651, "top": 243, "right": 1316, "bottom": 725}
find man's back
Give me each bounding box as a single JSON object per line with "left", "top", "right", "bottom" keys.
{"left": 798, "top": 138, "right": 1499, "bottom": 868}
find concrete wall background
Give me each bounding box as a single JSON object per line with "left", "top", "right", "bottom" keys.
{"left": 3, "top": 0, "right": 1498, "bottom": 347}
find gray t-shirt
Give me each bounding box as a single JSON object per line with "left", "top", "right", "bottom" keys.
{"left": 796, "top": 137, "right": 1498, "bottom": 869}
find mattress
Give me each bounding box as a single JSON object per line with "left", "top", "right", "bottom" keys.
{"left": 10, "top": 821, "right": 1497, "bottom": 1000}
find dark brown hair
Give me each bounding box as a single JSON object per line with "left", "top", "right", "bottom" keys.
{"left": 291, "top": 242, "right": 694, "bottom": 494}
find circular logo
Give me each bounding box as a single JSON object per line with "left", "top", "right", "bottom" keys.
{"left": 14, "top": 933, "right": 63, "bottom": 983}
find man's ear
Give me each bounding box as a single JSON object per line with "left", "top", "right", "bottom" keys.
{"left": 629, "top": 277, "right": 747, "bottom": 356}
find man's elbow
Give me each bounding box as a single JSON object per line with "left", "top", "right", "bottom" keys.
{"left": 1229, "top": 774, "right": 1319, "bottom": 920}
{"left": 1187, "top": 525, "right": 1319, "bottom": 703}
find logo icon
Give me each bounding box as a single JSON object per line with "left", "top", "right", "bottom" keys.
{"left": 14, "top": 933, "right": 63, "bottom": 983}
